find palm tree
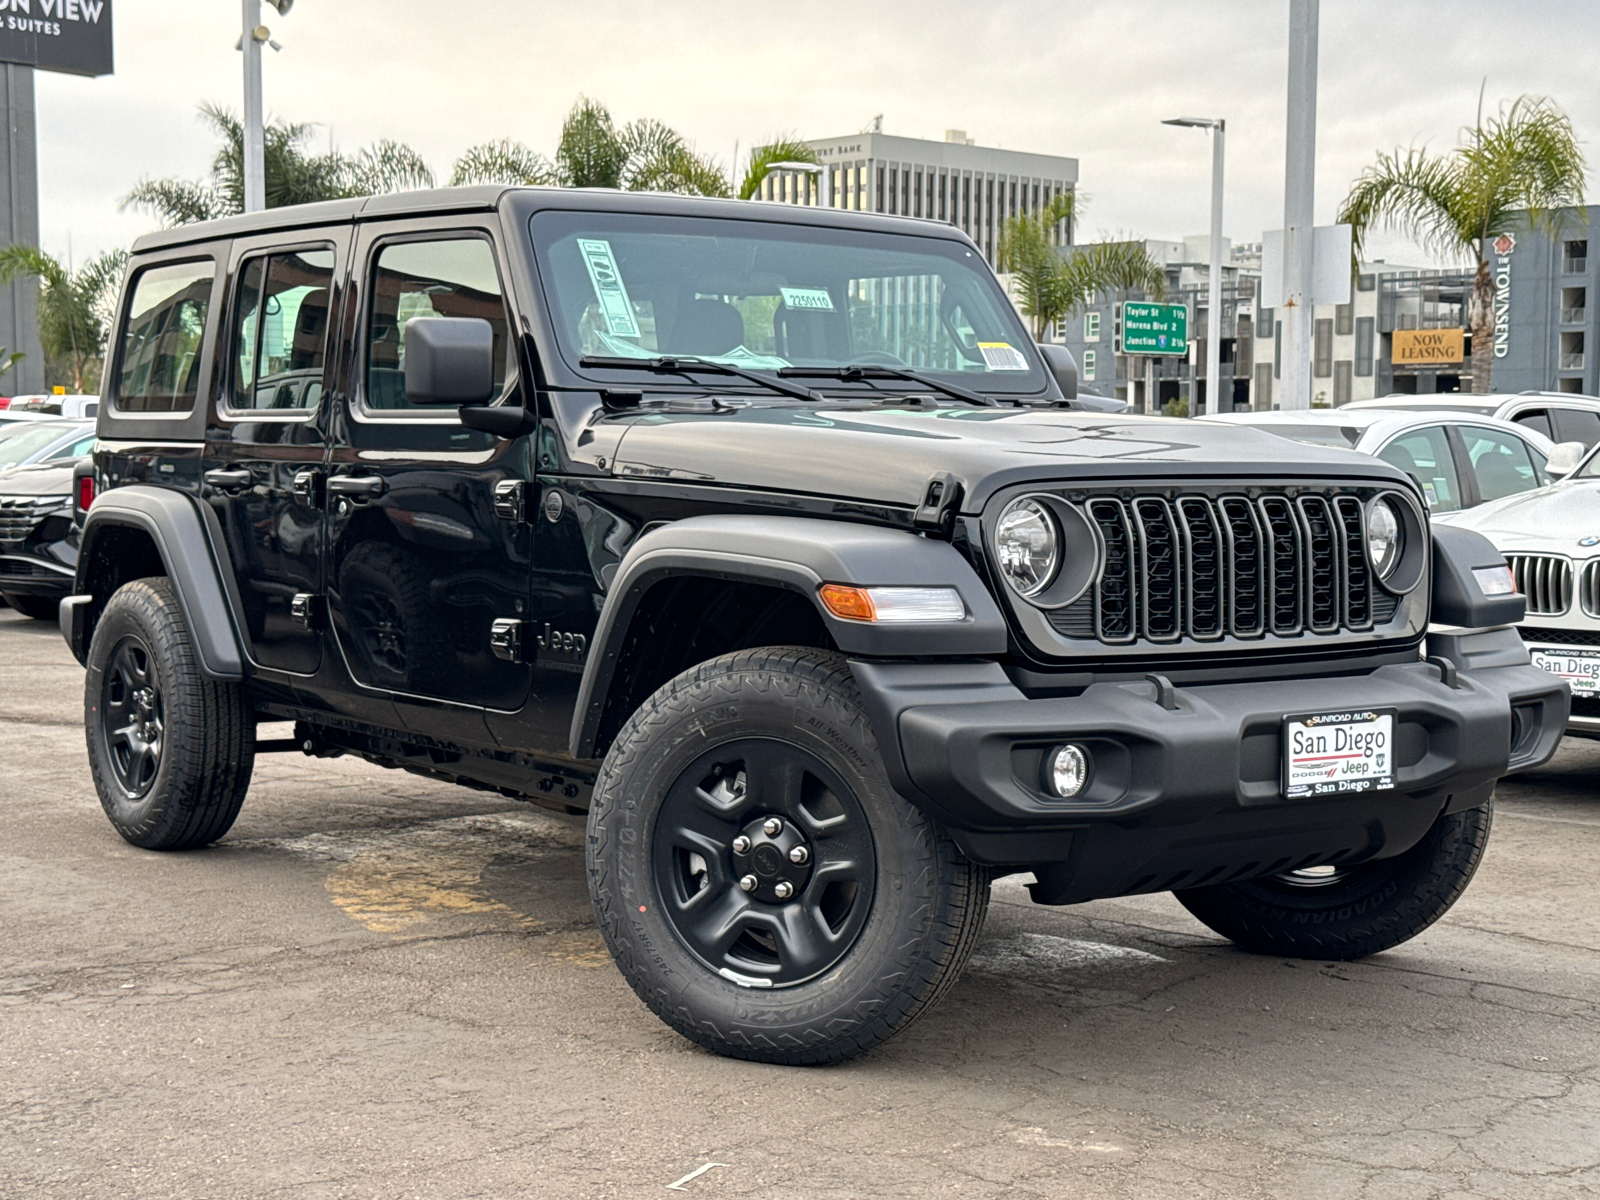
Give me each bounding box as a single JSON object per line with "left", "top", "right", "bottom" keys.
{"left": 0, "top": 246, "right": 127, "bottom": 392}
{"left": 123, "top": 103, "right": 434, "bottom": 226}
{"left": 999, "top": 195, "right": 1167, "bottom": 340}
{"left": 739, "top": 138, "right": 818, "bottom": 201}
{"left": 1338, "top": 95, "right": 1586, "bottom": 393}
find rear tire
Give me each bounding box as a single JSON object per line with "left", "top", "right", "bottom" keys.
{"left": 3, "top": 593, "right": 57, "bottom": 620}
{"left": 587, "top": 646, "right": 990, "bottom": 1065}
{"left": 1174, "top": 800, "right": 1493, "bottom": 960}
{"left": 85, "top": 579, "right": 255, "bottom": 850}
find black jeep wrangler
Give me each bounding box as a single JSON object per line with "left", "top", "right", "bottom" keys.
{"left": 66, "top": 187, "right": 1567, "bottom": 1064}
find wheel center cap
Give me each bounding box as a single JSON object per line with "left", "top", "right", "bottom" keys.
{"left": 732, "top": 815, "right": 813, "bottom": 903}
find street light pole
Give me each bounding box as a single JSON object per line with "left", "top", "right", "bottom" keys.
{"left": 1163, "top": 117, "right": 1226, "bottom": 418}
{"left": 242, "top": 0, "right": 265, "bottom": 213}
{"left": 1280, "top": 0, "right": 1319, "bottom": 410}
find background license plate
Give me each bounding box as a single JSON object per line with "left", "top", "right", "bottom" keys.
{"left": 1528, "top": 645, "right": 1600, "bottom": 697}
{"left": 1283, "top": 709, "right": 1396, "bottom": 798}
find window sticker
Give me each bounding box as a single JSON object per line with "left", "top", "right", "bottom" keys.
{"left": 978, "top": 341, "right": 1028, "bottom": 371}
{"left": 1422, "top": 481, "right": 1439, "bottom": 508}
{"left": 780, "top": 286, "right": 835, "bottom": 312}
{"left": 576, "top": 239, "right": 641, "bottom": 338}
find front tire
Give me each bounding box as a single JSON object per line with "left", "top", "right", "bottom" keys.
{"left": 587, "top": 647, "right": 990, "bottom": 1065}
{"left": 1174, "top": 800, "right": 1493, "bottom": 959}
{"left": 85, "top": 579, "right": 255, "bottom": 850}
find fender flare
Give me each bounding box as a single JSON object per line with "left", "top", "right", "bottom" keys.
{"left": 70, "top": 487, "right": 247, "bottom": 680}
{"left": 568, "top": 514, "right": 1008, "bottom": 759}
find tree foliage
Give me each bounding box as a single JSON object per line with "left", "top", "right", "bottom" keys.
{"left": 999, "top": 194, "right": 1167, "bottom": 340}
{"left": 1337, "top": 95, "right": 1586, "bottom": 392}
{"left": 739, "top": 138, "right": 818, "bottom": 201}
{"left": 0, "top": 245, "right": 127, "bottom": 392}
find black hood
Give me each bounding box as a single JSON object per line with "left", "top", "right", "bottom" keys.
{"left": 605, "top": 406, "right": 1412, "bottom": 511}
{"left": 0, "top": 459, "right": 77, "bottom": 500}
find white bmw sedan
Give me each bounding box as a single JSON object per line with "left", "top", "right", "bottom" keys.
{"left": 1200, "top": 409, "right": 1571, "bottom": 516}
{"left": 1437, "top": 443, "right": 1600, "bottom": 740}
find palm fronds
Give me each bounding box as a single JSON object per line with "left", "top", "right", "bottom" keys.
{"left": 739, "top": 139, "right": 817, "bottom": 201}
{"left": 450, "top": 140, "right": 558, "bottom": 187}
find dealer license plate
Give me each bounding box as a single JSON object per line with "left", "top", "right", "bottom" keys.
{"left": 1527, "top": 644, "right": 1600, "bottom": 697}
{"left": 1283, "top": 709, "right": 1396, "bottom": 798}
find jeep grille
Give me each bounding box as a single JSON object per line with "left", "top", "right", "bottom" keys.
{"left": 1041, "top": 489, "right": 1399, "bottom": 647}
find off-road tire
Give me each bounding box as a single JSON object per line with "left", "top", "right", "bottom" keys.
{"left": 85, "top": 579, "right": 255, "bottom": 850}
{"left": 3, "top": 593, "right": 57, "bottom": 620}
{"left": 587, "top": 646, "right": 990, "bottom": 1065}
{"left": 1174, "top": 800, "right": 1494, "bottom": 959}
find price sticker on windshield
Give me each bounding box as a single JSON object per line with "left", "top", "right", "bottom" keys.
{"left": 978, "top": 342, "right": 1028, "bottom": 371}
{"left": 1283, "top": 709, "right": 1396, "bottom": 798}
{"left": 576, "top": 239, "right": 641, "bottom": 339}
{"left": 780, "top": 286, "right": 835, "bottom": 311}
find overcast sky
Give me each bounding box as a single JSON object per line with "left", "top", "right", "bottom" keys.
{"left": 32, "top": 0, "right": 1600, "bottom": 269}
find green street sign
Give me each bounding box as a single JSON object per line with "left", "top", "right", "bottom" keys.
{"left": 1118, "top": 301, "right": 1189, "bottom": 356}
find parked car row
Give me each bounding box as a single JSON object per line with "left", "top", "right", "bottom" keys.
{"left": 0, "top": 419, "right": 93, "bottom": 619}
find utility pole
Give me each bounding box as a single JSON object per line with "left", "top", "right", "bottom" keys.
{"left": 1163, "top": 117, "right": 1226, "bottom": 417}
{"left": 242, "top": 0, "right": 265, "bottom": 213}
{"left": 1280, "top": 0, "right": 1318, "bottom": 410}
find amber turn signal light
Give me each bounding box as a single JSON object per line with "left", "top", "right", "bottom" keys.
{"left": 819, "top": 584, "right": 876, "bottom": 621}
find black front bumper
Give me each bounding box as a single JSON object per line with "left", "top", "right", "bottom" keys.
{"left": 0, "top": 551, "right": 75, "bottom": 598}
{"left": 850, "top": 628, "right": 1568, "bottom": 904}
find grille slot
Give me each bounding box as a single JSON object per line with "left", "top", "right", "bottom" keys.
{"left": 1583, "top": 561, "right": 1600, "bottom": 619}
{"left": 1518, "top": 626, "right": 1600, "bottom": 648}
{"left": 1507, "top": 554, "right": 1573, "bottom": 616}
{"left": 0, "top": 497, "right": 58, "bottom": 549}
{"left": 1037, "top": 488, "right": 1395, "bottom": 646}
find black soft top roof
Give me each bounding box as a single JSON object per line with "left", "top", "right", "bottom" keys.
{"left": 130, "top": 185, "right": 971, "bottom": 253}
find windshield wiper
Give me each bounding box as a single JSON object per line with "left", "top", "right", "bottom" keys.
{"left": 579, "top": 355, "right": 825, "bottom": 403}
{"left": 778, "top": 364, "right": 998, "bottom": 407}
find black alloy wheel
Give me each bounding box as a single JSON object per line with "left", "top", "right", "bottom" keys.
{"left": 100, "top": 635, "right": 165, "bottom": 798}
{"left": 652, "top": 738, "right": 876, "bottom": 988}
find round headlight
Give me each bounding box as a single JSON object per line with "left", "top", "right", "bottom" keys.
{"left": 1366, "top": 498, "right": 1403, "bottom": 580}
{"left": 996, "top": 497, "right": 1059, "bottom": 598}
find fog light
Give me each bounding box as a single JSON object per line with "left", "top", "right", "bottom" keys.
{"left": 1046, "top": 744, "right": 1089, "bottom": 798}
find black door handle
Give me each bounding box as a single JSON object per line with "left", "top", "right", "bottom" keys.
{"left": 204, "top": 467, "right": 252, "bottom": 493}
{"left": 327, "top": 475, "right": 388, "bottom": 499}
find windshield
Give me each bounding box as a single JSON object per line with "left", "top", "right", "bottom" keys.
{"left": 1578, "top": 444, "right": 1600, "bottom": 478}
{"left": 0, "top": 422, "right": 70, "bottom": 469}
{"left": 529, "top": 211, "right": 1048, "bottom": 394}
{"left": 1241, "top": 423, "right": 1362, "bottom": 449}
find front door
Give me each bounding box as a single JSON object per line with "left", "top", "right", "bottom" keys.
{"left": 325, "top": 222, "right": 533, "bottom": 727}
{"left": 203, "top": 233, "right": 345, "bottom": 675}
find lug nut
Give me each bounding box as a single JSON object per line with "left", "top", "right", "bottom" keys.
{"left": 789, "top": 845, "right": 810, "bottom": 865}
{"left": 738, "top": 874, "right": 759, "bottom": 893}
{"left": 731, "top": 835, "right": 751, "bottom": 854}
{"left": 762, "top": 817, "right": 783, "bottom": 837}
{"left": 774, "top": 881, "right": 794, "bottom": 900}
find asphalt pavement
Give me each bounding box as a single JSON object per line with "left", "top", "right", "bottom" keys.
{"left": 2, "top": 603, "right": 1597, "bottom": 1199}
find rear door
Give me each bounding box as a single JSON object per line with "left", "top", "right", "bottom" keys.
{"left": 324, "top": 218, "right": 532, "bottom": 735}
{"left": 202, "top": 230, "right": 348, "bottom": 676}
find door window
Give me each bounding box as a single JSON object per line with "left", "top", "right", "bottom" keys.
{"left": 232, "top": 248, "right": 335, "bottom": 411}
{"left": 365, "top": 237, "right": 509, "bottom": 412}
{"left": 1553, "top": 407, "right": 1600, "bottom": 448}
{"left": 1377, "top": 426, "right": 1462, "bottom": 512}
{"left": 1461, "top": 426, "right": 1545, "bottom": 502}
{"left": 115, "top": 260, "right": 215, "bottom": 413}
{"left": 1512, "top": 408, "right": 1554, "bottom": 440}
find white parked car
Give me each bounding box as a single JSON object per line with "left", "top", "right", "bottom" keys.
{"left": 1342, "top": 391, "right": 1600, "bottom": 450}
{"left": 1437, "top": 444, "right": 1600, "bottom": 740}
{"left": 1199, "top": 408, "right": 1569, "bottom": 515}
{"left": 3, "top": 394, "right": 99, "bottom": 419}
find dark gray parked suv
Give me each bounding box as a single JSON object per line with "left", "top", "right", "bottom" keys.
{"left": 63, "top": 186, "right": 1567, "bottom": 1063}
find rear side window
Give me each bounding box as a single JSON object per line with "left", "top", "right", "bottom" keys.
{"left": 232, "top": 248, "right": 336, "bottom": 411}
{"left": 1554, "top": 407, "right": 1600, "bottom": 448}
{"left": 1512, "top": 409, "right": 1553, "bottom": 440}
{"left": 364, "top": 237, "right": 509, "bottom": 412}
{"left": 115, "top": 260, "right": 216, "bottom": 414}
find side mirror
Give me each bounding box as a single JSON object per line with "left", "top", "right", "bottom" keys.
{"left": 1036, "top": 343, "right": 1078, "bottom": 400}
{"left": 403, "top": 317, "right": 496, "bottom": 405}
{"left": 1546, "top": 440, "right": 1586, "bottom": 478}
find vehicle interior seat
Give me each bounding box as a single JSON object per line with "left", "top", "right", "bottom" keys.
{"left": 1475, "top": 450, "right": 1529, "bottom": 501}
{"left": 667, "top": 299, "right": 745, "bottom": 356}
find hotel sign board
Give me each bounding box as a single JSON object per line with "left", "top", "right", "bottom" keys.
{"left": 0, "top": 0, "right": 113, "bottom": 77}
{"left": 1117, "top": 301, "right": 1189, "bottom": 356}
{"left": 1392, "top": 328, "right": 1465, "bottom": 366}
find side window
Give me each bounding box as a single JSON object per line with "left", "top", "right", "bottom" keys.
{"left": 115, "top": 260, "right": 215, "bottom": 413}
{"left": 1378, "top": 426, "right": 1462, "bottom": 513}
{"left": 1512, "top": 408, "right": 1554, "bottom": 440}
{"left": 1554, "top": 407, "right": 1600, "bottom": 448}
{"left": 365, "top": 237, "right": 509, "bottom": 412}
{"left": 1461, "top": 426, "right": 1543, "bottom": 502}
{"left": 48, "top": 434, "right": 97, "bottom": 461}
{"left": 232, "top": 248, "right": 335, "bottom": 411}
